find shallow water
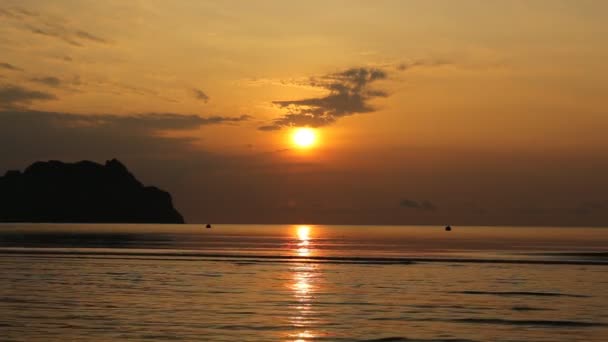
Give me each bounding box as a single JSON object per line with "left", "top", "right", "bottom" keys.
{"left": 1, "top": 224, "right": 607, "bottom": 341}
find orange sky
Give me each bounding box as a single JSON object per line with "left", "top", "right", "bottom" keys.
{"left": 1, "top": 1, "right": 607, "bottom": 225}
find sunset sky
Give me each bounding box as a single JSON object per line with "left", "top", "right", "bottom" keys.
{"left": 1, "top": 0, "right": 607, "bottom": 225}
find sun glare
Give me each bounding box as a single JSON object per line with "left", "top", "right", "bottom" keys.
{"left": 297, "top": 225, "right": 311, "bottom": 241}
{"left": 292, "top": 128, "right": 317, "bottom": 148}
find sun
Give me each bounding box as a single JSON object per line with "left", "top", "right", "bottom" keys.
{"left": 292, "top": 128, "right": 317, "bottom": 148}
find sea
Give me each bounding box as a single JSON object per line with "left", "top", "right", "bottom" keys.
{"left": 0, "top": 224, "right": 607, "bottom": 342}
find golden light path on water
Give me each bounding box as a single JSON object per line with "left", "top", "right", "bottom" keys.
{"left": 289, "top": 225, "right": 319, "bottom": 341}
{"left": 296, "top": 225, "right": 311, "bottom": 257}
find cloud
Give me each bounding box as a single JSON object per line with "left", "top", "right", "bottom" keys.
{"left": 0, "top": 62, "right": 23, "bottom": 72}
{"left": 400, "top": 199, "right": 437, "bottom": 211}
{"left": 27, "top": 26, "right": 79, "bottom": 47}
{"left": 30, "top": 76, "right": 62, "bottom": 87}
{"left": 75, "top": 30, "right": 108, "bottom": 44}
{"left": 0, "top": 110, "right": 252, "bottom": 163}
{"left": 0, "top": 7, "right": 38, "bottom": 19}
{"left": 198, "top": 114, "right": 252, "bottom": 125}
{"left": 0, "top": 111, "right": 250, "bottom": 131}
{"left": 0, "top": 7, "right": 109, "bottom": 47}
{"left": 0, "top": 85, "right": 56, "bottom": 107}
{"left": 26, "top": 75, "right": 179, "bottom": 102}
{"left": 259, "top": 67, "right": 389, "bottom": 130}
{"left": 396, "top": 59, "right": 451, "bottom": 71}
{"left": 258, "top": 125, "right": 282, "bottom": 131}
{"left": 193, "top": 89, "right": 210, "bottom": 103}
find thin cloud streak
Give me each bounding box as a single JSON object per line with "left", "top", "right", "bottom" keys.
{"left": 30, "top": 76, "right": 62, "bottom": 87}
{"left": 0, "top": 62, "right": 23, "bottom": 72}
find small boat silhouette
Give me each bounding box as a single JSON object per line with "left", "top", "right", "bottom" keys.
{"left": 206, "top": 224, "right": 212, "bottom": 229}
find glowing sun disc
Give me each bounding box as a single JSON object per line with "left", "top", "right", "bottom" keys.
{"left": 292, "top": 128, "right": 317, "bottom": 148}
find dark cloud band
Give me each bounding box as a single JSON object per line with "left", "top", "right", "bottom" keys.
{"left": 0, "top": 85, "right": 56, "bottom": 107}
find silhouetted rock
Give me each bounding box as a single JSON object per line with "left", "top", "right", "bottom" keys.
{"left": 0, "top": 159, "right": 184, "bottom": 223}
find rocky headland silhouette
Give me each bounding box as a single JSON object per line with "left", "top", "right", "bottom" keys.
{"left": 0, "top": 159, "right": 184, "bottom": 223}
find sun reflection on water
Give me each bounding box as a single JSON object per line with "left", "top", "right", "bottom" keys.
{"left": 295, "top": 225, "right": 313, "bottom": 257}
{"left": 297, "top": 246, "right": 310, "bottom": 257}
{"left": 289, "top": 263, "right": 317, "bottom": 341}
{"left": 288, "top": 225, "right": 320, "bottom": 341}
{"left": 297, "top": 225, "right": 311, "bottom": 241}
{"left": 292, "top": 330, "right": 315, "bottom": 342}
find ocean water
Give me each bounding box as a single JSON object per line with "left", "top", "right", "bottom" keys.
{"left": 0, "top": 224, "right": 607, "bottom": 341}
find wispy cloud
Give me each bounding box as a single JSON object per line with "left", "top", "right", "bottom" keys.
{"left": 30, "top": 76, "right": 62, "bottom": 87}
{"left": 0, "top": 62, "right": 23, "bottom": 72}
{"left": 0, "top": 7, "right": 109, "bottom": 47}
{"left": 259, "top": 67, "right": 389, "bottom": 131}
{"left": 75, "top": 30, "right": 107, "bottom": 44}
{"left": 27, "top": 75, "right": 179, "bottom": 103}
{"left": 193, "top": 88, "right": 210, "bottom": 103}
{"left": 396, "top": 59, "right": 452, "bottom": 71}
{"left": 400, "top": 199, "right": 437, "bottom": 211}
{"left": 0, "top": 85, "right": 56, "bottom": 108}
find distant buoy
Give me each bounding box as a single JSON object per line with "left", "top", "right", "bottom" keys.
{"left": 445, "top": 225, "right": 452, "bottom": 231}
{"left": 206, "top": 224, "right": 212, "bottom": 229}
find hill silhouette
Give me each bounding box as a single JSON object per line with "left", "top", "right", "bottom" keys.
{"left": 0, "top": 159, "right": 184, "bottom": 223}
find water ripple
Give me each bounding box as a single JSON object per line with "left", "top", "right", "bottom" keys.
{"left": 453, "top": 290, "right": 589, "bottom": 298}
{"left": 448, "top": 318, "right": 605, "bottom": 327}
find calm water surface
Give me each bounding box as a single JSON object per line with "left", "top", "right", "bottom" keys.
{"left": 1, "top": 224, "right": 607, "bottom": 341}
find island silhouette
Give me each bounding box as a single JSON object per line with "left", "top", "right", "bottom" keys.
{"left": 0, "top": 159, "right": 184, "bottom": 223}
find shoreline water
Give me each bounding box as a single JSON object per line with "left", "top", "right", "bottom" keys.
{"left": 2, "top": 224, "right": 607, "bottom": 341}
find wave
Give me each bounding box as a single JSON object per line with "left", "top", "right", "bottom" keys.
{"left": 511, "top": 306, "right": 551, "bottom": 311}
{"left": 359, "top": 338, "right": 478, "bottom": 342}
{"left": 530, "top": 252, "right": 608, "bottom": 258}
{"left": 368, "top": 317, "right": 605, "bottom": 328}
{"left": 453, "top": 291, "right": 589, "bottom": 298}
{"left": 1, "top": 248, "right": 608, "bottom": 266}
{"left": 447, "top": 318, "right": 604, "bottom": 327}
